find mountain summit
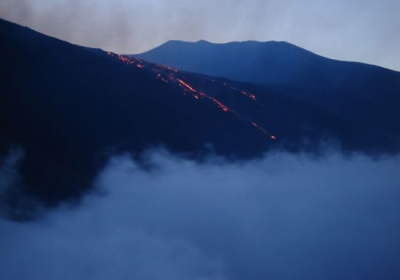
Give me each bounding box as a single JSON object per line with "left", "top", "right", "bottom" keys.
{"left": 134, "top": 39, "right": 400, "bottom": 86}
{"left": 134, "top": 40, "right": 400, "bottom": 144}
{"left": 134, "top": 40, "right": 318, "bottom": 85}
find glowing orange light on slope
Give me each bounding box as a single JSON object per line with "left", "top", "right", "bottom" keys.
{"left": 251, "top": 122, "right": 267, "bottom": 134}
{"left": 177, "top": 79, "right": 197, "bottom": 92}
{"left": 241, "top": 91, "right": 257, "bottom": 101}
{"left": 161, "top": 65, "right": 178, "bottom": 73}
{"left": 176, "top": 79, "right": 232, "bottom": 113}
{"left": 105, "top": 49, "right": 277, "bottom": 142}
{"left": 117, "top": 55, "right": 132, "bottom": 64}
{"left": 207, "top": 97, "right": 231, "bottom": 113}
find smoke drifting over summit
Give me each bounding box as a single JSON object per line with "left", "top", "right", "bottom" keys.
{"left": 1, "top": 0, "right": 399, "bottom": 71}
{"left": 1, "top": 149, "right": 400, "bottom": 280}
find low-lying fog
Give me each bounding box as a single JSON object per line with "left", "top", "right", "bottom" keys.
{"left": 1, "top": 148, "right": 400, "bottom": 280}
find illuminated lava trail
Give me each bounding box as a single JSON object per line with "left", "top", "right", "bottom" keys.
{"left": 176, "top": 79, "right": 232, "bottom": 113}
{"left": 240, "top": 89, "right": 267, "bottom": 109}
{"left": 106, "top": 52, "right": 276, "bottom": 140}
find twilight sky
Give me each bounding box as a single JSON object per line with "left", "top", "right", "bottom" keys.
{"left": 0, "top": 0, "right": 399, "bottom": 70}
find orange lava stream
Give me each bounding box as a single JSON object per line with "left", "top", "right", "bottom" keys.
{"left": 177, "top": 79, "right": 197, "bottom": 93}
{"left": 160, "top": 64, "right": 179, "bottom": 73}
{"left": 241, "top": 91, "right": 257, "bottom": 101}
{"left": 106, "top": 51, "right": 276, "bottom": 141}
{"left": 223, "top": 83, "right": 267, "bottom": 108}
{"left": 252, "top": 122, "right": 267, "bottom": 134}
{"left": 177, "top": 79, "right": 234, "bottom": 113}
{"left": 238, "top": 89, "right": 267, "bottom": 108}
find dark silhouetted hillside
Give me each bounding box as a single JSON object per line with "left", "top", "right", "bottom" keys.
{"left": 0, "top": 19, "right": 398, "bottom": 216}
{"left": 135, "top": 40, "right": 400, "bottom": 142}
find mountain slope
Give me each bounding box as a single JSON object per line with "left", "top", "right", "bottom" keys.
{"left": 134, "top": 40, "right": 400, "bottom": 91}
{"left": 0, "top": 19, "right": 398, "bottom": 215}
{"left": 134, "top": 40, "right": 400, "bottom": 142}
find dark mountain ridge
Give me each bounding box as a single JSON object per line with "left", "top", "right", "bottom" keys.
{"left": 0, "top": 18, "right": 398, "bottom": 217}
{"left": 135, "top": 40, "right": 400, "bottom": 141}
{"left": 135, "top": 39, "right": 400, "bottom": 88}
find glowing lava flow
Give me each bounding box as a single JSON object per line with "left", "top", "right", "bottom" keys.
{"left": 176, "top": 78, "right": 273, "bottom": 137}
{"left": 174, "top": 78, "right": 275, "bottom": 139}
{"left": 252, "top": 122, "right": 267, "bottom": 134}
{"left": 223, "top": 84, "right": 267, "bottom": 108}
{"left": 238, "top": 89, "right": 266, "bottom": 108}
{"left": 106, "top": 51, "right": 276, "bottom": 141}
{"left": 241, "top": 91, "right": 257, "bottom": 101}
{"left": 177, "top": 79, "right": 233, "bottom": 113}
{"left": 176, "top": 79, "right": 197, "bottom": 93}
{"left": 160, "top": 65, "right": 179, "bottom": 73}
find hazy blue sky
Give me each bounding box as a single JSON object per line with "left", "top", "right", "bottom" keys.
{"left": 0, "top": 0, "right": 399, "bottom": 70}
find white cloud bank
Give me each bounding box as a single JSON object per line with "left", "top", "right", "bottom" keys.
{"left": 1, "top": 149, "right": 400, "bottom": 280}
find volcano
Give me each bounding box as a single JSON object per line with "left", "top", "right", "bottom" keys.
{"left": 0, "top": 18, "right": 399, "bottom": 214}
{"left": 135, "top": 40, "right": 400, "bottom": 145}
